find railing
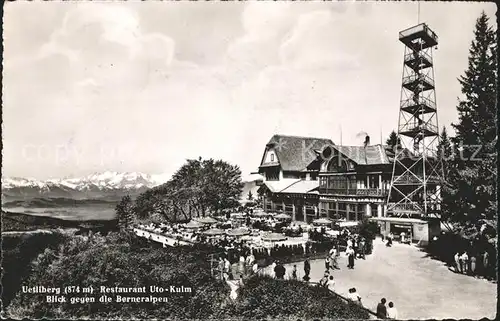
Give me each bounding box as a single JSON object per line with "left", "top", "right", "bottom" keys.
{"left": 399, "top": 23, "right": 438, "bottom": 43}
{"left": 399, "top": 121, "right": 438, "bottom": 135}
{"left": 356, "top": 189, "right": 388, "bottom": 197}
{"left": 387, "top": 202, "right": 421, "bottom": 213}
{"left": 320, "top": 188, "right": 358, "bottom": 195}
{"left": 319, "top": 188, "right": 388, "bottom": 197}
{"left": 402, "top": 73, "right": 435, "bottom": 88}
{"left": 401, "top": 96, "right": 436, "bottom": 111}
{"left": 392, "top": 174, "right": 423, "bottom": 185}
{"left": 404, "top": 50, "right": 433, "bottom": 65}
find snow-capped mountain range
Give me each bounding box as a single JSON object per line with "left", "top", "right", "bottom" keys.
{"left": 2, "top": 171, "right": 171, "bottom": 201}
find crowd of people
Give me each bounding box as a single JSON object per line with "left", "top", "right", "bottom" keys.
{"left": 453, "top": 250, "right": 491, "bottom": 277}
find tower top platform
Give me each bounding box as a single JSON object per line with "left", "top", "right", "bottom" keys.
{"left": 399, "top": 23, "right": 438, "bottom": 50}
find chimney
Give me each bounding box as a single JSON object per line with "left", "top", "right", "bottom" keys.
{"left": 364, "top": 135, "right": 370, "bottom": 147}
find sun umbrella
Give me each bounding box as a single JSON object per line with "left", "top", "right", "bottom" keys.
{"left": 203, "top": 228, "right": 225, "bottom": 236}
{"left": 312, "top": 218, "right": 334, "bottom": 226}
{"left": 184, "top": 220, "right": 204, "bottom": 229}
{"left": 194, "top": 216, "right": 219, "bottom": 225}
{"left": 230, "top": 213, "right": 246, "bottom": 219}
{"left": 225, "top": 227, "right": 250, "bottom": 237}
{"left": 261, "top": 232, "right": 287, "bottom": 242}
{"left": 275, "top": 213, "right": 292, "bottom": 220}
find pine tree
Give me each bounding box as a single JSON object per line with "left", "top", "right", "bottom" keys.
{"left": 385, "top": 130, "right": 401, "bottom": 148}
{"left": 437, "top": 127, "right": 453, "bottom": 176}
{"left": 448, "top": 12, "right": 497, "bottom": 228}
{"left": 247, "top": 190, "right": 254, "bottom": 201}
{"left": 116, "top": 195, "right": 134, "bottom": 231}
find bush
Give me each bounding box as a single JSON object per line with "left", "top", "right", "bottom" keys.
{"left": 6, "top": 232, "right": 229, "bottom": 319}
{"left": 2, "top": 230, "right": 69, "bottom": 308}
{"left": 230, "top": 275, "right": 369, "bottom": 319}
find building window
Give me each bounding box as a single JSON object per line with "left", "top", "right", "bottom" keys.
{"left": 328, "top": 202, "right": 336, "bottom": 219}
{"left": 271, "top": 154, "right": 274, "bottom": 162}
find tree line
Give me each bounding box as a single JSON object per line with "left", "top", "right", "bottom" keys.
{"left": 116, "top": 157, "right": 244, "bottom": 228}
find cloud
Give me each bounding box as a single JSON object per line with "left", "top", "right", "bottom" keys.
{"left": 2, "top": 1, "right": 496, "bottom": 179}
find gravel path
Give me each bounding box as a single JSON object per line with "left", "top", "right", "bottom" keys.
{"left": 260, "top": 238, "right": 497, "bottom": 319}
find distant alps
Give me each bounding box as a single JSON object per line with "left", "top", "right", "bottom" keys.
{"left": 1, "top": 171, "right": 171, "bottom": 202}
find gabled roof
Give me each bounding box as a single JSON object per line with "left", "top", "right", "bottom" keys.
{"left": 335, "top": 144, "right": 391, "bottom": 165}
{"left": 264, "top": 135, "right": 334, "bottom": 171}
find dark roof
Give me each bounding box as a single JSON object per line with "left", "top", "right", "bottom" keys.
{"left": 265, "top": 135, "right": 334, "bottom": 171}
{"left": 335, "top": 144, "right": 391, "bottom": 165}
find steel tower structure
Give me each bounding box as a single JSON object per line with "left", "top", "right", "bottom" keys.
{"left": 387, "top": 23, "right": 444, "bottom": 218}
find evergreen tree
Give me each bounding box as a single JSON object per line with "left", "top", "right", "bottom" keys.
{"left": 116, "top": 195, "right": 134, "bottom": 231}
{"left": 437, "top": 127, "right": 453, "bottom": 176}
{"left": 448, "top": 12, "right": 497, "bottom": 228}
{"left": 385, "top": 130, "right": 401, "bottom": 149}
{"left": 247, "top": 190, "right": 254, "bottom": 201}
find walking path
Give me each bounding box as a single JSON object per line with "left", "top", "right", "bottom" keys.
{"left": 260, "top": 238, "right": 496, "bottom": 319}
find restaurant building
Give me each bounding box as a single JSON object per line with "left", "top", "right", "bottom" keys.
{"left": 257, "top": 134, "right": 397, "bottom": 224}
{"left": 317, "top": 141, "right": 394, "bottom": 222}
{"left": 257, "top": 135, "right": 334, "bottom": 222}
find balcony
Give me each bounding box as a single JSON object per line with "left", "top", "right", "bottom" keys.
{"left": 387, "top": 202, "right": 422, "bottom": 215}
{"left": 356, "top": 188, "right": 389, "bottom": 197}
{"left": 319, "top": 188, "right": 387, "bottom": 197}
{"left": 402, "top": 73, "right": 435, "bottom": 92}
{"left": 399, "top": 121, "right": 438, "bottom": 137}
{"left": 404, "top": 51, "right": 433, "bottom": 72}
{"left": 399, "top": 23, "right": 438, "bottom": 51}
{"left": 401, "top": 96, "right": 436, "bottom": 115}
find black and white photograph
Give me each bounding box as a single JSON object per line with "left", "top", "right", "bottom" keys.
{"left": 1, "top": 1, "right": 497, "bottom": 320}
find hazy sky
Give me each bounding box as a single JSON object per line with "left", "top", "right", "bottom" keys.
{"left": 2, "top": 1, "right": 496, "bottom": 180}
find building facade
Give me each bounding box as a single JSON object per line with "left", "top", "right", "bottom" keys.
{"left": 257, "top": 134, "right": 397, "bottom": 224}
{"left": 257, "top": 135, "right": 334, "bottom": 222}
{"left": 317, "top": 144, "right": 393, "bottom": 222}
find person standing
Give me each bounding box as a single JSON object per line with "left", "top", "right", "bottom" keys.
{"left": 359, "top": 237, "right": 366, "bottom": 259}
{"left": 470, "top": 255, "right": 477, "bottom": 276}
{"left": 303, "top": 258, "right": 311, "bottom": 281}
{"left": 291, "top": 265, "right": 298, "bottom": 280}
{"left": 325, "top": 255, "right": 331, "bottom": 271}
{"left": 454, "top": 252, "right": 461, "bottom": 273}
{"left": 347, "top": 237, "right": 353, "bottom": 249}
{"left": 331, "top": 246, "right": 339, "bottom": 269}
{"left": 353, "top": 236, "right": 359, "bottom": 257}
{"left": 377, "top": 298, "right": 388, "bottom": 319}
{"left": 270, "top": 261, "right": 277, "bottom": 278}
{"left": 346, "top": 246, "right": 355, "bottom": 269}
{"left": 275, "top": 261, "right": 286, "bottom": 279}
{"left": 218, "top": 257, "right": 225, "bottom": 280}
{"left": 224, "top": 258, "right": 231, "bottom": 281}
{"left": 460, "top": 252, "right": 469, "bottom": 275}
{"left": 482, "top": 251, "right": 489, "bottom": 278}
{"left": 239, "top": 254, "right": 246, "bottom": 276}
{"left": 387, "top": 302, "right": 398, "bottom": 319}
